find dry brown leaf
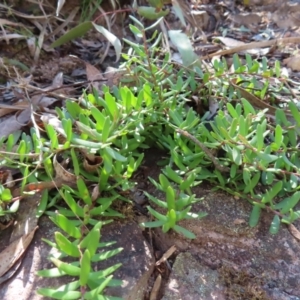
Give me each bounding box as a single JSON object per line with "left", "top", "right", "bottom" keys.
{"left": 191, "top": 10, "right": 210, "bottom": 29}
{"left": 85, "top": 62, "right": 105, "bottom": 91}
{"left": 229, "top": 13, "right": 262, "bottom": 26}
{"left": 150, "top": 274, "right": 162, "bottom": 300}
{"left": 283, "top": 55, "right": 300, "bottom": 71}
{"left": 272, "top": 3, "right": 300, "bottom": 29}
{"left": 0, "top": 108, "right": 31, "bottom": 139}
{"left": 53, "top": 153, "right": 77, "bottom": 183}
{"left": 288, "top": 224, "right": 300, "bottom": 241}
{"left": 215, "top": 36, "right": 245, "bottom": 48}
{"left": 104, "top": 66, "right": 127, "bottom": 87}
{"left": 83, "top": 155, "right": 103, "bottom": 173}
{"left": 0, "top": 259, "right": 22, "bottom": 284}
{"left": 0, "top": 72, "right": 65, "bottom": 138}
{"left": 0, "top": 226, "right": 38, "bottom": 278}
{"left": 0, "top": 101, "right": 29, "bottom": 117}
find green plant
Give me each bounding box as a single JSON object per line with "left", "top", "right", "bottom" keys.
{"left": 141, "top": 169, "right": 207, "bottom": 239}
{"left": 37, "top": 186, "right": 123, "bottom": 299}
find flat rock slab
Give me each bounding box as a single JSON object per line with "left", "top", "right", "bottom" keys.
{"left": 150, "top": 186, "right": 300, "bottom": 300}
{"left": 0, "top": 216, "right": 154, "bottom": 300}
{"left": 162, "top": 252, "right": 226, "bottom": 300}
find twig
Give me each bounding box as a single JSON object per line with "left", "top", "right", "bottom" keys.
{"left": 176, "top": 128, "right": 230, "bottom": 173}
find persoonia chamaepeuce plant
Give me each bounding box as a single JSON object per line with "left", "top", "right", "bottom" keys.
{"left": 122, "top": 15, "right": 300, "bottom": 234}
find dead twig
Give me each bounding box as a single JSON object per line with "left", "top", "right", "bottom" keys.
{"left": 176, "top": 128, "right": 230, "bottom": 173}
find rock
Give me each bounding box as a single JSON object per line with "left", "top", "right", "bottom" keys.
{"left": 162, "top": 252, "right": 226, "bottom": 300}
{"left": 148, "top": 184, "right": 300, "bottom": 299}
{"left": 0, "top": 216, "right": 154, "bottom": 300}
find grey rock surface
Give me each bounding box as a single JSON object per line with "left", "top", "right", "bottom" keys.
{"left": 162, "top": 252, "right": 226, "bottom": 300}
{"left": 0, "top": 216, "right": 154, "bottom": 300}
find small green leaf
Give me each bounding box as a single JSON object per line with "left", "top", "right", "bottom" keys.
{"left": 62, "top": 118, "right": 73, "bottom": 142}
{"left": 257, "top": 152, "right": 278, "bottom": 164}
{"left": 242, "top": 169, "right": 251, "bottom": 185}
{"left": 51, "top": 21, "right": 93, "bottom": 48}
{"left": 55, "top": 232, "right": 80, "bottom": 257}
{"left": 77, "top": 178, "right": 92, "bottom": 205}
{"left": 36, "top": 190, "right": 48, "bottom": 218}
{"left": 269, "top": 215, "right": 280, "bottom": 234}
{"left": 92, "top": 23, "right": 122, "bottom": 61}
{"left": 46, "top": 124, "right": 59, "bottom": 149}
{"left": 168, "top": 30, "right": 199, "bottom": 67}
{"left": 167, "top": 209, "right": 176, "bottom": 228}
{"left": 80, "top": 249, "right": 91, "bottom": 286}
{"left": 159, "top": 173, "right": 171, "bottom": 190}
{"left": 227, "top": 103, "right": 239, "bottom": 118}
{"left": 70, "top": 148, "right": 80, "bottom": 176}
{"left": 141, "top": 220, "right": 165, "bottom": 228}
{"left": 129, "top": 24, "right": 143, "bottom": 38}
{"left": 279, "top": 192, "right": 300, "bottom": 214}
{"left": 105, "top": 147, "right": 127, "bottom": 162}
{"left": 44, "top": 156, "right": 54, "bottom": 178}
{"left": 1, "top": 188, "right": 12, "bottom": 201}
{"left": 289, "top": 101, "right": 300, "bottom": 127}
{"left": 173, "top": 224, "right": 196, "bottom": 239}
{"left": 274, "top": 124, "right": 283, "bottom": 148}
{"left": 249, "top": 205, "right": 261, "bottom": 227}
{"left": 166, "top": 186, "right": 176, "bottom": 211}
{"left": 37, "top": 267, "right": 65, "bottom": 277}
{"left": 63, "top": 191, "right": 84, "bottom": 217}
{"left": 164, "top": 166, "right": 182, "bottom": 184}
{"left": 50, "top": 214, "right": 81, "bottom": 239}
{"left": 147, "top": 206, "right": 168, "bottom": 222}
{"left": 91, "top": 248, "right": 123, "bottom": 262}
{"left": 37, "top": 288, "right": 81, "bottom": 300}
{"left": 84, "top": 275, "right": 113, "bottom": 299}
{"left": 75, "top": 121, "right": 102, "bottom": 141}
{"left": 137, "top": 6, "right": 169, "bottom": 20}
{"left": 244, "top": 172, "right": 261, "bottom": 194}
{"left": 262, "top": 181, "right": 282, "bottom": 204}
{"left": 17, "top": 140, "right": 26, "bottom": 162}
{"left": 179, "top": 172, "right": 197, "bottom": 192}
{"left": 80, "top": 222, "right": 101, "bottom": 256}
{"left": 241, "top": 98, "right": 256, "bottom": 115}
{"left": 104, "top": 92, "right": 118, "bottom": 119}
{"left": 50, "top": 258, "right": 81, "bottom": 276}
{"left": 232, "top": 147, "right": 242, "bottom": 165}
{"left": 256, "top": 123, "right": 264, "bottom": 151}
{"left": 37, "top": 281, "right": 80, "bottom": 299}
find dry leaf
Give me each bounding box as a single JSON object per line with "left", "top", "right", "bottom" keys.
{"left": 85, "top": 62, "right": 105, "bottom": 91}
{"left": 283, "top": 55, "right": 300, "bottom": 71}
{"left": 272, "top": 4, "right": 300, "bottom": 29}
{"left": 53, "top": 153, "right": 77, "bottom": 182}
{"left": 150, "top": 274, "right": 162, "bottom": 300}
{"left": 288, "top": 224, "right": 300, "bottom": 241}
{"left": 0, "top": 108, "right": 31, "bottom": 139}
{"left": 229, "top": 13, "right": 262, "bottom": 26}
{"left": 0, "top": 72, "right": 65, "bottom": 138}
{"left": 0, "top": 226, "right": 38, "bottom": 277}
{"left": 83, "top": 155, "right": 103, "bottom": 173}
